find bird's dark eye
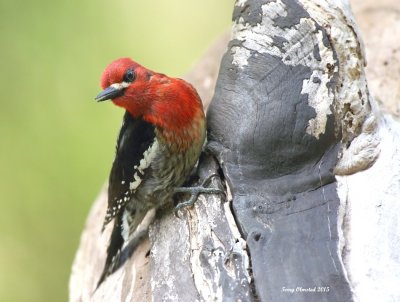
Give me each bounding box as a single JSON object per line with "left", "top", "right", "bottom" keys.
{"left": 123, "top": 69, "right": 136, "bottom": 82}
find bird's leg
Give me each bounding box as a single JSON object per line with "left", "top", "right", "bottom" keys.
{"left": 174, "top": 173, "right": 224, "bottom": 214}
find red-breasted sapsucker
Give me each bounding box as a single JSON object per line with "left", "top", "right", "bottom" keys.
{"left": 95, "top": 58, "right": 206, "bottom": 286}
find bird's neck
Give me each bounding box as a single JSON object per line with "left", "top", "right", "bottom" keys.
{"left": 152, "top": 109, "right": 206, "bottom": 153}
{"left": 140, "top": 77, "right": 206, "bottom": 151}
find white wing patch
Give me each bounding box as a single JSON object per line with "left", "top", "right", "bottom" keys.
{"left": 103, "top": 140, "right": 158, "bottom": 229}
{"left": 129, "top": 140, "right": 159, "bottom": 191}
{"left": 121, "top": 209, "right": 130, "bottom": 241}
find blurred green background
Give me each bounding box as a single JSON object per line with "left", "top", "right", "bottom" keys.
{"left": 0, "top": 0, "right": 233, "bottom": 301}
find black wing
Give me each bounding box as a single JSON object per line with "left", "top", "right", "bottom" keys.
{"left": 102, "top": 111, "right": 155, "bottom": 229}
{"left": 97, "top": 111, "right": 155, "bottom": 288}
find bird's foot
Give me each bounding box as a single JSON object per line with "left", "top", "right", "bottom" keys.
{"left": 174, "top": 174, "right": 224, "bottom": 216}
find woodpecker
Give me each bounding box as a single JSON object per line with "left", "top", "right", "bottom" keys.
{"left": 95, "top": 58, "right": 208, "bottom": 286}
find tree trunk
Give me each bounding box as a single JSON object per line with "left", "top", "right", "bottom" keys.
{"left": 69, "top": 0, "right": 400, "bottom": 301}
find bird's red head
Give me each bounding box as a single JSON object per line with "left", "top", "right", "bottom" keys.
{"left": 95, "top": 57, "right": 205, "bottom": 133}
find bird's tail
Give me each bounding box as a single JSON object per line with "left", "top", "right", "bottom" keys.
{"left": 96, "top": 209, "right": 148, "bottom": 289}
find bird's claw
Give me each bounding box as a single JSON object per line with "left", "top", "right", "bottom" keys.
{"left": 173, "top": 174, "right": 224, "bottom": 217}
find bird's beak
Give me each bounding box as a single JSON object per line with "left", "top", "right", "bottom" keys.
{"left": 95, "top": 86, "right": 124, "bottom": 102}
